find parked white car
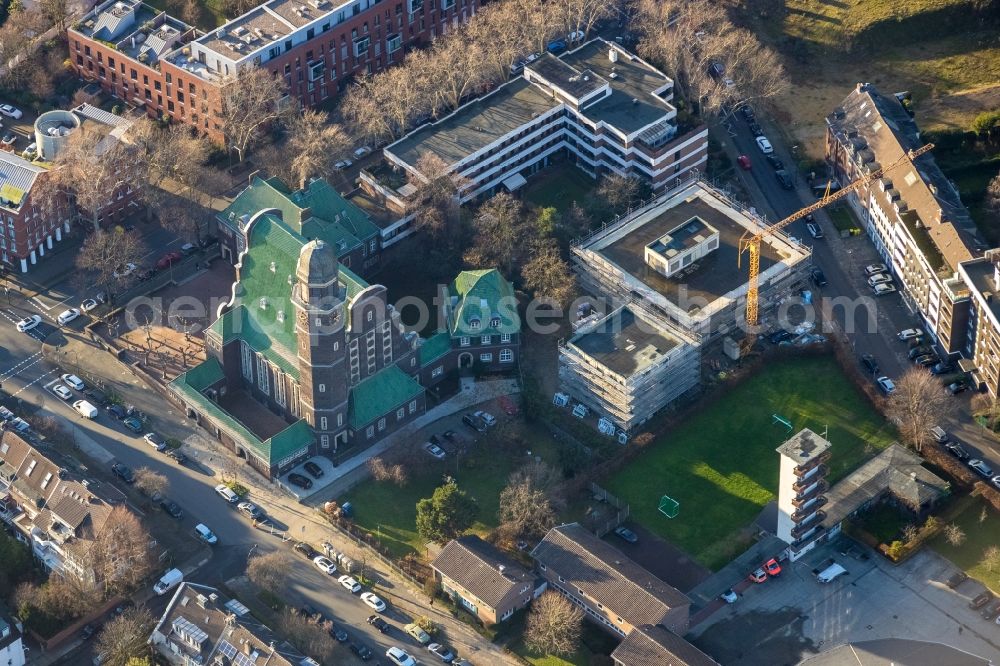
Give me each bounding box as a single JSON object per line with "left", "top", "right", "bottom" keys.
{"left": 872, "top": 283, "right": 897, "bottom": 296}
{"left": 61, "top": 374, "right": 85, "bottom": 391}
{"left": 386, "top": 648, "right": 416, "bottom": 666}
{"left": 474, "top": 410, "right": 496, "bottom": 426}
{"left": 80, "top": 298, "right": 98, "bottom": 313}
{"left": 876, "top": 376, "right": 895, "bottom": 394}
{"left": 72, "top": 400, "right": 98, "bottom": 419}
{"left": 755, "top": 136, "right": 773, "bottom": 154}
{"left": 867, "top": 273, "right": 892, "bottom": 286}
{"left": 195, "top": 523, "right": 218, "bottom": 544}
{"left": 864, "top": 263, "right": 888, "bottom": 276}
{"left": 113, "top": 263, "right": 136, "bottom": 279}
{"left": 214, "top": 484, "right": 240, "bottom": 503}
{"left": 338, "top": 575, "right": 362, "bottom": 593}
{"left": 897, "top": 328, "right": 922, "bottom": 341}
{"left": 57, "top": 308, "right": 80, "bottom": 325}
{"left": 361, "top": 592, "right": 386, "bottom": 612}
{"left": 424, "top": 442, "right": 446, "bottom": 459}
{"left": 16, "top": 315, "right": 41, "bottom": 332}
{"left": 313, "top": 556, "right": 338, "bottom": 575}
{"left": 0, "top": 104, "right": 22, "bottom": 119}
{"left": 52, "top": 384, "right": 72, "bottom": 401}
{"left": 143, "top": 432, "right": 168, "bottom": 451}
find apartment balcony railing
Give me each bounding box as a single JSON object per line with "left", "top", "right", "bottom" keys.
{"left": 791, "top": 525, "right": 826, "bottom": 552}
{"left": 791, "top": 480, "right": 829, "bottom": 507}
{"left": 791, "top": 496, "right": 828, "bottom": 522}
{"left": 791, "top": 511, "right": 826, "bottom": 540}
{"left": 794, "top": 451, "right": 831, "bottom": 475}
{"left": 793, "top": 468, "right": 829, "bottom": 493}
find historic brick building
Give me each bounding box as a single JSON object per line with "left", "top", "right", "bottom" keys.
{"left": 69, "top": 0, "right": 479, "bottom": 143}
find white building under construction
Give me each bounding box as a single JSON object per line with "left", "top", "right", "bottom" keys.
{"left": 559, "top": 304, "right": 700, "bottom": 432}
{"left": 572, "top": 179, "right": 812, "bottom": 342}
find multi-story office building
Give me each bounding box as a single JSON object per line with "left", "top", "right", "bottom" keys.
{"left": 558, "top": 304, "right": 700, "bottom": 432}
{"left": 573, "top": 179, "right": 811, "bottom": 343}
{"left": 383, "top": 39, "right": 708, "bottom": 199}
{"left": 826, "top": 83, "right": 984, "bottom": 356}
{"left": 69, "top": 0, "right": 478, "bottom": 142}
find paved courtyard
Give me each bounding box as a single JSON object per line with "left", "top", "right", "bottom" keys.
{"left": 690, "top": 540, "right": 1000, "bottom": 665}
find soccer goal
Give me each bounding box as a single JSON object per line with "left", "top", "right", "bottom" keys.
{"left": 658, "top": 495, "right": 679, "bottom": 519}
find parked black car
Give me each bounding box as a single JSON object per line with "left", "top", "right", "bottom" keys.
{"left": 106, "top": 404, "right": 126, "bottom": 419}
{"left": 775, "top": 169, "right": 794, "bottom": 190}
{"left": 931, "top": 362, "right": 955, "bottom": 375}
{"left": 810, "top": 267, "right": 828, "bottom": 287}
{"left": 288, "top": 473, "right": 313, "bottom": 489}
{"left": 367, "top": 615, "right": 390, "bottom": 633}
{"left": 765, "top": 154, "right": 784, "bottom": 170}
{"left": 111, "top": 463, "right": 134, "bottom": 484}
{"left": 303, "top": 461, "right": 324, "bottom": 479}
{"left": 293, "top": 542, "right": 318, "bottom": 559}
{"left": 768, "top": 329, "right": 793, "bottom": 345}
{"left": 860, "top": 354, "right": 879, "bottom": 375}
{"left": 351, "top": 643, "right": 373, "bottom": 661}
{"left": 944, "top": 441, "right": 970, "bottom": 460}
{"left": 167, "top": 450, "right": 188, "bottom": 464}
{"left": 159, "top": 499, "right": 184, "bottom": 519}
{"left": 329, "top": 625, "right": 349, "bottom": 643}
{"left": 908, "top": 346, "right": 933, "bottom": 360}
{"left": 462, "top": 413, "right": 487, "bottom": 432}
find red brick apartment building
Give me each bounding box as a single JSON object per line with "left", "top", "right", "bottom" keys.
{"left": 68, "top": 0, "right": 479, "bottom": 143}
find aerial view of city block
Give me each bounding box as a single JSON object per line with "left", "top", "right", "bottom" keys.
{"left": 0, "top": 0, "right": 998, "bottom": 664}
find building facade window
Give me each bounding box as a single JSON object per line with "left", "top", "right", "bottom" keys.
{"left": 500, "top": 348, "right": 513, "bottom": 363}
{"left": 241, "top": 341, "right": 253, "bottom": 381}
{"left": 396, "top": 407, "right": 405, "bottom": 420}
{"left": 366, "top": 426, "right": 374, "bottom": 438}
{"left": 500, "top": 333, "right": 511, "bottom": 343}
{"left": 480, "top": 353, "right": 493, "bottom": 363}
{"left": 460, "top": 336, "right": 470, "bottom": 347}
{"left": 320, "top": 416, "right": 328, "bottom": 429}
{"left": 256, "top": 356, "right": 270, "bottom": 395}
{"left": 409, "top": 400, "right": 417, "bottom": 413}
{"left": 480, "top": 335, "right": 491, "bottom": 344}
{"left": 377, "top": 417, "right": 386, "bottom": 431}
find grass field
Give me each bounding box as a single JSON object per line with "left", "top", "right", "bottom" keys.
{"left": 606, "top": 356, "right": 894, "bottom": 570}
{"left": 930, "top": 497, "right": 1000, "bottom": 594}
{"left": 342, "top": 421, "right": 562, "bottom": 559}
{"left": 522, "top": 163, "right": 597, "bottom": 213}
{"left": 741, "top": 0, "right": 1000, "bottom": 159}
{"left": 855, "top": 502, "right": 911, "bottom": 544}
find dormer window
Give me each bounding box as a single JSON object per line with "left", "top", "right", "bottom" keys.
{"left": 490, "top": 317, "right": 501, "bottom": 328}
{"left": 276, "top": 310, "right": 285, "bottom": 323}
{"left": 469, "top": 318, "right": 480, "bottom": 329}
{"left": 259, "top": 297, "right": 267, "bottom": 309}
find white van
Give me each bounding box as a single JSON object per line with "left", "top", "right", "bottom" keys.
{"left": 930, "top": 426, "right": 948, "bottom": 444}
{"left": 153, "top": 568, "right": 183, "bottom": 595}
{"left": 73, "top": 400, "right": 98, "bottom": 419}
{"left": 815, "top": 561, "right": 848, "bottom": 583}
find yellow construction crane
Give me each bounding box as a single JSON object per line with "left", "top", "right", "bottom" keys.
{"left": 739, "top": 142, "right": 935, "bottom": 331}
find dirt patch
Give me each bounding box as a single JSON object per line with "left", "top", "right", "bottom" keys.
{"left": 691, "top": 606, "right": 817, "bottom": 665}
{"left": 920, "top": 84, "right": 1000, "bottom": 131}
{"left": 119, "top": 324, "right": 206, "bottom": 382}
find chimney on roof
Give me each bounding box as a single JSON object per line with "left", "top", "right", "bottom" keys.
{"left": 498, "top": 564, "right": 506, "bottom": 575}
{"left": 856, "top": 82, "right": 864, "bottom": 93}
{"left": 244, "top": 641, "right": 254, "bottom": 656}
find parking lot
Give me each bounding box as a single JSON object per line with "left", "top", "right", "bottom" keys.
{"left": 689, "top": 539, "right": 1000, "bottom": 664}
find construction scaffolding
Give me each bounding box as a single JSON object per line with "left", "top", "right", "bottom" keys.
{"left": 558, "top": 303, "right": 701, "bottom": 432}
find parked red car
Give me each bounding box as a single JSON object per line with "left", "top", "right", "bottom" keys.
{"left": 156, "top": 251, "right": 183, "bottom": 270}
{"left": 737, "top": 154, "right": 752, "bottom": 170}
{"left": 765, "top": 558, "right": 782, "bottom": 577}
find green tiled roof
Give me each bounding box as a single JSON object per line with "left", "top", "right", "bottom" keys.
{"left": 170, "top": 362, "right": 313, "bottom": 464}
{"left": 233, "top": 214, "right": 304, "bottom": 378}
{"left": 348, "top": 365, "right": 424, "bottom": 430}
{"left": 419, "top": 331, "right": 452, "bottom": 365}
{"left": 184, "top": 357, "right": 224, "bottom": 390}
{"left": 448, "top": 269, "right": 520, "bottom": 337}
{"left": 219, "top": 176, "right": 377, "bottom": 257}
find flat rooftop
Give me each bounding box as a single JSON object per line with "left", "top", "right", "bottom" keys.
{"left": 961, "top": 258, "right": 1000, "bottom": 323}
{"left": 562, "top": 40, "right": 673, "bottom": 134}
{"left": 595, "top": 193, "right": 789, "bottom": 310}
{"left": 776, "top": 428, "right": 832, "bottom": 461}
{"left": 388, "top": 77, "right": 556, "bottom": 167}
{"left": 648, "top": 216, "right": 715, "bottom": 257}
{"left": 526, "top": 53, "right": 606, "bottom": 100}
{"left": 570, "top": 307, "right": 681, "bottom": 377}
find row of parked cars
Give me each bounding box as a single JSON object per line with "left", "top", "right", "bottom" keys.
{"left": 290, "top": 537, "right": 470, "bottom": 665}
{"left": 931, "top": 426, "right": 1000, "bottom": 490}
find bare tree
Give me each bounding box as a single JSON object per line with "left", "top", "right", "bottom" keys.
{"left": 134, "top": 468, "right": 168, "bottom": 500}
{"left": 220, "top": 67, "right": 293, "bottom": 162}
{"left": 286, "top": 110, "right": 350, "bottom": 189}
{"left": 522, "top": 239, "right": 577, "bottom": 308}
{"left": 984, "top": 545, "right": 1000, "bottom": 573}
{"left": 987, "top": 171, "right": 1000, "bottom": 223}
{"left": 510, "top": 0, "right": 561, "bottom": 55}
{"left": 524, "top": 591, "right": 584, "bottom": 657}
{"left": 0, "top": 8, "right": 48, "bottom": 87}
{"left": 597, "top": 174, "right": 647, "bottom": 213}
{"left": 465, "top": 192, "right": 531, "bottom": 275}
{"left": 38, "top": 0, "right": 68, "bottom": 30}
{"left": 498, "top": 462, "right": 563, "bottom": 542}
{"left": 408, "top": 152, "right": 469, "bottom": 238}
{"left": 943, "top": 523, "right": 966, "bottom": 547}
{"left": 431, "top": 31, "right": 488, "bottom": 111}
{"left": 886, "top": 369, "right": 949, "bottom": 452}
{"left": 465, "top": 2, "right": 525, "bottom": 83}
{"left": 95, "top": 607, "right": 154, "bottom": 666}
{"left": 75, "top": 227, "right": 146, "bottom": 301}
{"left": 127, "top": 119, "right": 210, "bottom": 211}
{"left": 277, "top": 608, "right": 337, "bottom": 663}
{"left": 554, "top": 0, "right": 611, "bottom": 42}
{"left": 367, "top": 457, "right": 409, "bottom": 487}
{"left": 246, "top": 551, "right": 293, "bottom": 594}
{"left": 70, "top": 506, "right": 154, "bottom": 596}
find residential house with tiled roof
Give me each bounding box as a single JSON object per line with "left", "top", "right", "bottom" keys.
{"left": 217, "top": 176, "right": 383, "bottom": 277}
{"left": 172, "top": 205, "right": 425, "bottom": 478}
{"left": 610, "top": 624, "right": 719, "bottom": 666}
{"left": 431, "top": 535, "right": 543, "bottom": 625}
{"left": 151, "top": 582, "right": 320, "bottom": 666}
{"left": 0, "top": 431, "right": 128, "bottom": 585}
{"left": 531, "top": 523, "right": 691, "bottom": 637}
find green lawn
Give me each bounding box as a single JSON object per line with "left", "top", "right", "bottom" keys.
{"left": 930, "top": 498, "right": 1000, "bottom": 594}
{"left": 144, "top": 0, "right": 228, "bottom": 29}
{"left": 522, "top": 163, "right": 597, "bottom": 213}
{"left": 606, "top": 356, "right": 894, "bottom": 570}
{"left": 342, "top": 422, "right": 562, "bottom": 558}
{"left": 511, "top": 628, "right": 619, "bottom": 666}
{"left": 855, "top": 502, "right": 911, "bottom": 543}
{"left": 827, "top": 206, "right": 861, "bottom": 234}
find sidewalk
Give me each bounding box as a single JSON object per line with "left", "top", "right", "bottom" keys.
{"left": 40, "top": 335, "right": 521, "bottom": 664}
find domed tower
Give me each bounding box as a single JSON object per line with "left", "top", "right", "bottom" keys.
{"left": 291, "top": 240, "right": 348, "bottom": 446}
